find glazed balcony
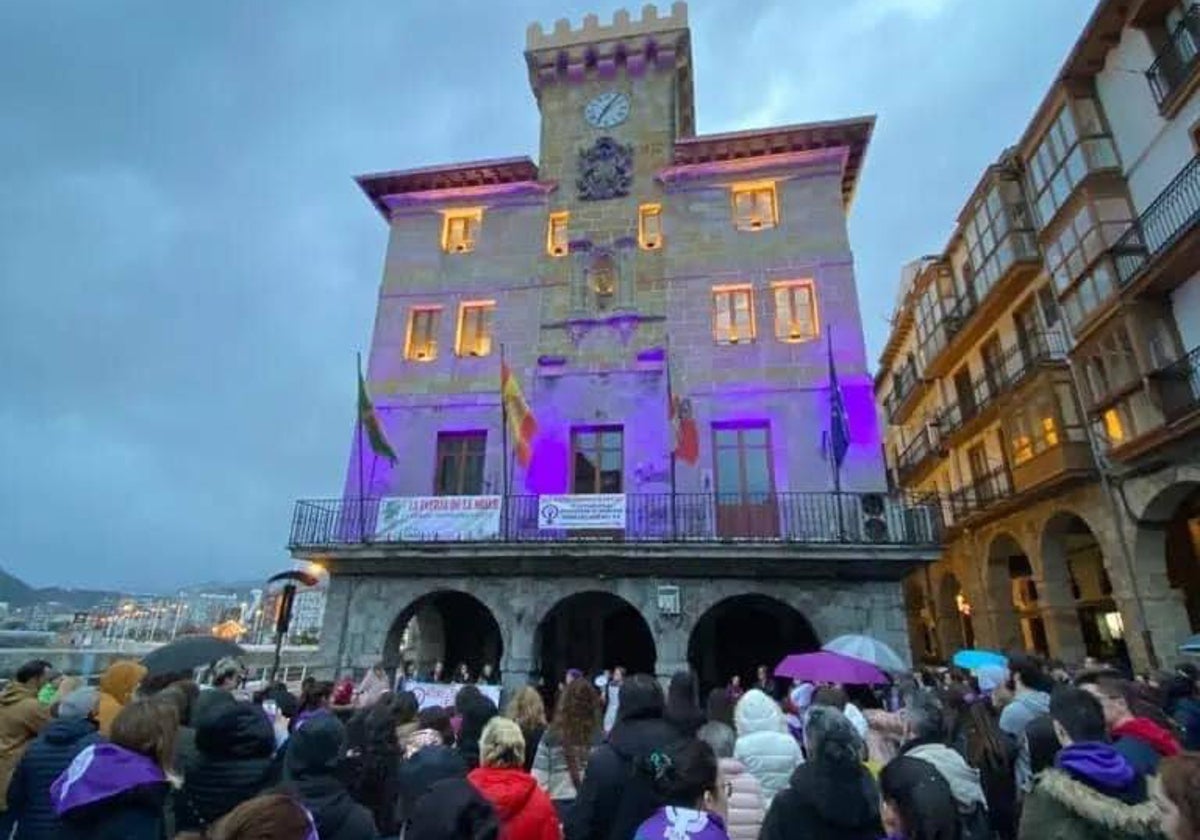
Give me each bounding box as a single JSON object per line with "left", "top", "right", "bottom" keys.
{"left": 1105, "top": 344, "right": 1200, "bottom": 461}
{"left": 920, "top": 292, "right": 977, "bottom": 379}
{"left": 1147, "top": 4, "right": 1200, "bottom": 115}
{"left": 896, "top": 426, "right": 942, "bottom": 487}
{"left": 1011, "top": 438, "right": 1094, "bottom": 495}
{"left": 1152, "top": 343, "right": 1200, "bottom": 424}
{"left": 1115, "top": 154, "right": 1200, "bottom": 296}
{"left": 288, "top": 491, "right": 944, "bottom": 550}
{"left": 884, "top": 359, "right": 922, "bottom": 426}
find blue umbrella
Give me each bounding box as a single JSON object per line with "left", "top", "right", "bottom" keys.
{"left": 1180, "top": 634, "right": 1200, "bottom": 654}
{"left": 951, "top": 649, "right": 1008, "bottom": 670}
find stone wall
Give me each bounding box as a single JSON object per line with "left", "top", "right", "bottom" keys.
{"left": 318, "top": 572, "right": 910, "bottom": 693}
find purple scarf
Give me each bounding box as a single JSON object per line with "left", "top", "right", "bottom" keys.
{"left": 1054, "top": 742, "right": 1136, "bottom": 796}
{"left": 50, "top": 743, "right": 165, "bottom": 816}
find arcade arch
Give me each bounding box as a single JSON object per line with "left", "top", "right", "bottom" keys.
{"left": 383, "top": 590, "right": 504, "bottom": 680}
{"left": 534, "top": 591, "right": 657, "bottom": 685}
{"left": 1041, "top": 511, "right": 1126, "bottom": 663}
{"left": 688, "top": 594, "right": 819, "bottom": 695}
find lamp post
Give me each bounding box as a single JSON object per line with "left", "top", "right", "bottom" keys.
{"left": 265, "top": 570, "right": 320, "bottom": 685}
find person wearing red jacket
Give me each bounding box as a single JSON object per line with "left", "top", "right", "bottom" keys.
{"left": 468, "top": 716, "right": 560, "bottom": 840}
{"left": 1077, "top": 672, "right": 1180, "bottom": 775}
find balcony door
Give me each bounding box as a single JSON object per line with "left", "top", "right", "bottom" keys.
{"left": 967, "top": 444, "right": 991, "bottom": 503}
{"left": 981, "top": 335, "right": 1004, "bottom": 399}
{"left": 571, "top": 428, "right": 623, "bottom": 493}
{"left": 713, "top": 424, "right": 778, "bottom": 538}
{"left": 954, "top": 368, "right": 977, "bottom": 421}
{"left": 435, "top": 432, "right": 486, "bottom": 496}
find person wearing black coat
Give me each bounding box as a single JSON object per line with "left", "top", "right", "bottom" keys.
{"left": 454, "top": 686, "right": 498, "bottom": 770}
{"left": 281, "top": 711, "right": 377, "bottom": 840}
{"left": 8, "top": 688, "right": 102, "bottom": 840}
{"left": 760, "top": 705, "right": 882, "bottom": 840}
{"left": 174, "top": 699, "right": 280, "bottom": 833}
{"left": 396, "top": 740, "right": 470, "bottom": 828}
{"left": 567, "top": 674, "right": 685, "bottom": 840}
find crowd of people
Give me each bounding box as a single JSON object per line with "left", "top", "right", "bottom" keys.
{"left": 0, "top": 653, "right": 1194, "bottom": 839}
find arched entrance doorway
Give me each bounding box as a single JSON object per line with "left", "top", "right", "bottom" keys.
{"left": 986, "top": 533, "right": 1044, "bottom": 654}
{"left": 384, "top": 591, "right": 504, "bottom": 681}
{"left": 1137, "top": 482, "right": 1200, "bottom": 634}
{"left": 688, "top": 594, "right": 819, "bottom": 696}
{"left": 936, "top": 572, "right": 974, "bottom": 653}
{"left": 1041, "top": 512, "right": 1127, "bottom": 664}
{"left": 535, "top": 592, "right": 656, "bottom": 686}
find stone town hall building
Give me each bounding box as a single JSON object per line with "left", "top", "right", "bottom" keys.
{"left": 290, "top": 3, "right": 940, "bottom": 692}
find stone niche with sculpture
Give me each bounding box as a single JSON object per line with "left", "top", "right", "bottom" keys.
{"left": 559, "top": 236, "right": 655, "bottom": 347}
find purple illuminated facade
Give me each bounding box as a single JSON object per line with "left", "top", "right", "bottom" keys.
{"left": 294, "top": 4, "right": 939, "bottom": 691}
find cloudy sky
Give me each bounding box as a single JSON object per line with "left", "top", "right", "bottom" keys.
{"left": 0, "top": 0, "right": 1096, "bottom": 591}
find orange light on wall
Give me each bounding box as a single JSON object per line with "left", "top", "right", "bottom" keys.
{"left": 956, "top": 593, "right": 972, "bottom": 616}
{"left": 547, "top": 212, "right": 569, "bottom": 257}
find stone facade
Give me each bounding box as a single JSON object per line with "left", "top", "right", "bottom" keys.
{"left": 297, "top": 3, "right": 938, "bottom": 690}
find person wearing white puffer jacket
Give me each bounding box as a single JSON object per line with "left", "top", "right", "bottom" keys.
{"left": 732, "top": 689, "right": 802, "bottom": 808}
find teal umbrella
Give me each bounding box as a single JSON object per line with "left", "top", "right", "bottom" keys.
{"left": 951, "top": 649, "right": 1007, "bottom": 670}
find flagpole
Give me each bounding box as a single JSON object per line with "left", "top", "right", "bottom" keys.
{"left": 357, "top": 352, "right": 367, "bottom": 542}
{"left": 499, "top": 344, "right": 511, "bottom": 539}
{"left": 667, "top": 337, "right": 678, "bottom": 540}
{"left": 827, "top": 329, "right": 846, "bottom": 541}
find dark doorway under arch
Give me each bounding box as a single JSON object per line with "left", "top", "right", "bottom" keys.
{"left": 383, "top": 590, "right": 503, "bottom": 681}
{"left": 688, "top": 594, "right": 819, "bottom": 696}
{"left": 535, "top": 592, "right": 656, "bottom": 685}
{"left": 1042, "top": 512, "right": 1125, "bottom": 664}
{"left": 1163, "top": 485, "right": 1200, "bottom": 632}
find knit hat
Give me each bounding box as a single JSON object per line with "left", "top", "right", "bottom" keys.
{"left": 58, "top": 687, "right": 99, "bottom": 720}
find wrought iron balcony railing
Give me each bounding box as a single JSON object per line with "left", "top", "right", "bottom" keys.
{"left": 896, "top": 426, "right": 940, "bottom": 484}
{"left": 946, "top": 466, "right": 1013, "bottom": 522}
{"left": 1150, "top": 344, "right": 1200, "bottom": 423}
{"left": 884, "top": 360, "right": 921, "bottom": 424}
{"left": 1147, "top": 4, "right": 1200, "bottom": 109}
{"left": 1116, "top": 154, "right": 1200, "bottom": 286}
{"left": 288, "top": 492, "right": 944, "bottom": 548}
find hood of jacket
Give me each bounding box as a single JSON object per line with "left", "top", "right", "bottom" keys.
{"left": 467, "top": 766, "right": 537, "bottom": 821}
{"left": 0, "top": 680, "right": 38, "bottom": 707}
{"left": 734, "top": 689, "right": 785, "bottom": 736}
{"left": 1034, "top": 765, "right": 1160, "bottom": 835}
{"left": 98, "top": 661, "right": 146, "bottom": 705}
{"left": 50, "top": 743, "right": 166, "bottom": 816}
{"left": 1054, "top": 742, "right": 1144, "bottom": 805}
{"left": 1112, "top": 717, "right": 1180, "bottom": 758}
{"left": 285, "top": 711, "right": 345, "bottom": 779}
{"left": 785, "top": 759, "right": 881, "bottom": 830}
{"left": 195, "top": 699, "right": 275, "bottom": 760}
{"left": 608, "top": 716, "right": 682, "bottom": 761}
{"left": 408, "top": 777, "right": 499, "bottom": 840}
{"left": 904, "top": 742, "right": 986, "bottom": 811}
{"left": 398, "top": 744, "right": 469, "bottom": 809}
{"left": 42, "top": 716, "right": 99, "bottom": 747}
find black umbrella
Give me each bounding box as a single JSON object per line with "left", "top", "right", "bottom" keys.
{"left": 141, "top": 635, "right": 245, "bottom": 677}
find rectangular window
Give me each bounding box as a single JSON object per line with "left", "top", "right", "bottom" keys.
{"left": 547, "top": 212, "right": 569, "bottom": 257}
{"left": 1102, "top": 408, "right": 1127, "bottom": 446}
{"left": 435, "top": 432, "right": 486, "bottom": 495}
{"left": 712, "top": 285, "right": 756, "bottom": 345}
{"left": 571, "top": 427, "right": 623, "bottom": 494}
{"left": 731, "top": 182, "right": 778, "bottom": 231}
{"left": 639, "top": 204, "right": 663, "bottom": 249}
{"left": 772, "top": 280, "right": 818, "bottom": 343}
{"left": 405, "top": 307, "right": 442, "bottom": 361}
{"left": 442, "top": 208, "right": 483, "bottom": 253}
{"left": 455, "top": 301, "right": 495, "bottom": 358}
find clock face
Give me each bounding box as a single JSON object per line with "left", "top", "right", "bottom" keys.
{"left": 584, "top": 91, "right": 630, "bottom": 129}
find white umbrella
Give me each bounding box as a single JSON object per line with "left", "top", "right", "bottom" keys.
{"left": 823, "top": 634, "right": 907, "bottom": 673}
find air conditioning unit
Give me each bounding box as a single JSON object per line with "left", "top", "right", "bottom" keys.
{"left": 860, "top": 493, "right": 889, "bottom": 542}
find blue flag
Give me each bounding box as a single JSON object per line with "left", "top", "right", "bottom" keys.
{"left": 828, "top": 329, "right": 850, "bottom": 469}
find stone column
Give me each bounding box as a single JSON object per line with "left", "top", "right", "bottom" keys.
{"left": 614, "top": 235, "right": 637, "bottom": 310}
{"left": 568, "top": 240, "right": 592, "bottom": 315}
{"left": 1039, "top": 599, "right": 1087, "bottom": 664}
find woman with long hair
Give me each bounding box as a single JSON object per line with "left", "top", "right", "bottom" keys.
{"left": 530, "top": 676, "right": 600, "bottom": 821}
{"left": 342, "top": 692, "right": 405, "bottom": 836}
{"left": 879, "top": 755, "right": 960, "bottom": 840}
{"left": 505, "top": 686, "right": 547, "bottom": 773}
{"left": 665, "top": 671, "right": 705, "bottom": 737}
{"left": 952, "top": 696, "right": 1015, "bottom": 840}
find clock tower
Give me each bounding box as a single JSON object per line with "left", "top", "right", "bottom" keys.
{"left": 525, "top": 4, "right": 692, "bottom": 337}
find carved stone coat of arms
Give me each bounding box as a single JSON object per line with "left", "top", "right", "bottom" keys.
{"left": 576, "top": 136, "right": 634, "bottom": 201}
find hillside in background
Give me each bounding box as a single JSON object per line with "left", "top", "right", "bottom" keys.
{"left": 0, "top": 567, "right": 124, "bottom": 609}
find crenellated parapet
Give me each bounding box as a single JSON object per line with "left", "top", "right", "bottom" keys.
{"left": 525, "top": 3, "right": 694, "bottom": 135}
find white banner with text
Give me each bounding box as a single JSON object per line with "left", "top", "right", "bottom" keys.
{"left": 537, "top": 494, "right": 626, "bottom": 530}
{"left": 399, "top": 681, "right": 501, "bottom": 710}
{"left": 375, "top": 496, "right": 502, "bottom": 541}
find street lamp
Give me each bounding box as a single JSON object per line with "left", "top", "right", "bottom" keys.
{"left": 265, "top": 570, "right": 320, "bottom": 685}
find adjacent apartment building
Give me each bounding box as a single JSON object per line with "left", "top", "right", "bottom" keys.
{"left": 290, "top": 3, "right": 940, "bottom": 692}
{"left": 877, "top": 0, "right": 1200, "bottom": 672}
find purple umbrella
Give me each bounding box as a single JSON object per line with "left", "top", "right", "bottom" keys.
{"left": 774, "top": 650, "right": 888, "bottom": 685}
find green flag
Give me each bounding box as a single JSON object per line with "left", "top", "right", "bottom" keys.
{"left": 357, "top": 364, "right": 397, "bottom": 465}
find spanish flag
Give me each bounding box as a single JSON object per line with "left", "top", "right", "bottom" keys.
{"left": 501, "top": 361, "right": 537, "bottom": 468}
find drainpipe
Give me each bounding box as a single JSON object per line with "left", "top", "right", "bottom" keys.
{"left": 1054, "top": 325, "right": 1158, "bottom": 668}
